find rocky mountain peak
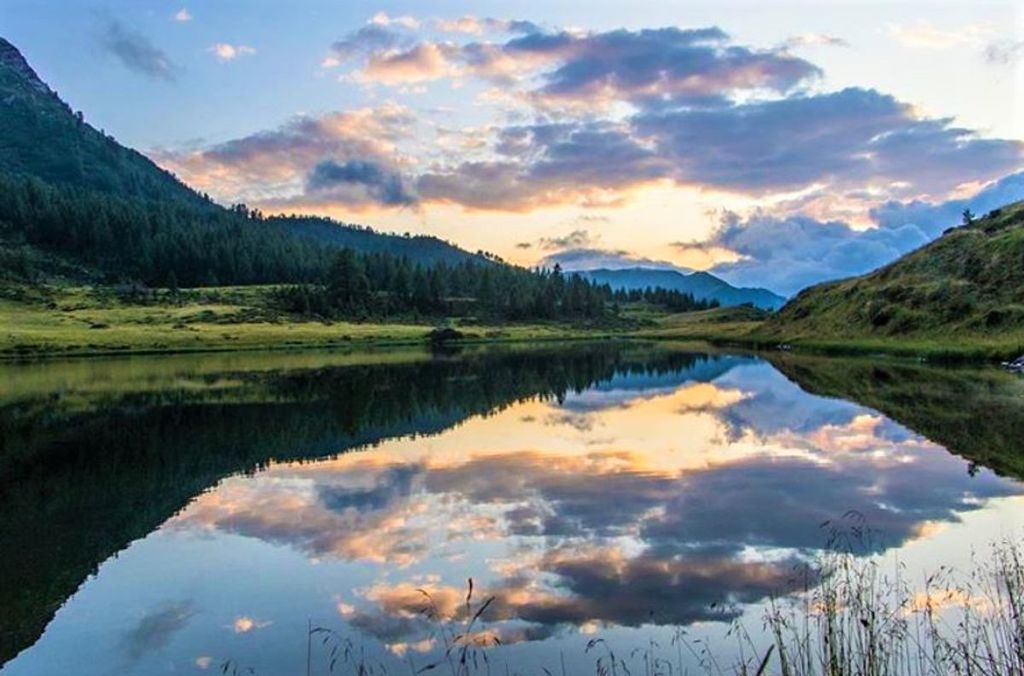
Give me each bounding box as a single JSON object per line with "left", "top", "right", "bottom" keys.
{"left": 0, "top": 37, "right": 53, "bottom": 95}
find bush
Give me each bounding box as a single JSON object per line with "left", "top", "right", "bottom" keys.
{"left": 426, "top": 326, "right": 465, "bottom": 343}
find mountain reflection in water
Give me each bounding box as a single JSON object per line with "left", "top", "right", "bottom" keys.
{"left": 1, "top": 344, "right": 1022, "bottom": 674}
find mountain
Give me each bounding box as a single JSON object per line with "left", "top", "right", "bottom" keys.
{"left": 0, "top": 37, "right": 483, "bottom": 275}
{"left": 271, "top": 215, "right": 487, "bottom": 267}
{"left": 764, "top": 201, "right": 1024, "bottom": 339}
{"left": 0, "top": 37, "right": 204, "bottom": 205}
{"left": 577, "top": 267, "right": 786, "bottom": 310}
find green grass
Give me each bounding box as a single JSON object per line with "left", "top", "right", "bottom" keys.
{"left": 754, "top": 201, "right": 1024, "bottom": 360}
{"left": 4, "top": 278, "right": 1023, "bottom": 363}
{"left": 628, "top": 305, "right": 1024, "bottom": 362}
{"left": 0, "top": 286, "right": 427, "bottom": 357}
{"left": 0, "top": 284, "right": 638, "bottom": 359}
{"left": 731, "top": 333, "right": 1024, "bottom": 362}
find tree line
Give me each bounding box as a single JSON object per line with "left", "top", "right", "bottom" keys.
{"left": 0, "top": 172, "right": 718, "bottom": 321}
{"left": 0, "top": 172, "right": 329, "bottom": 286}
{"left": 274, "top": 249, "right": 718, "bottom": 321}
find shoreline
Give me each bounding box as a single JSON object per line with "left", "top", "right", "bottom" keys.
{"left": 0, "top": 329, "right": 642, "bottom": 362}
{"left": 3, "top": 286, "right": 1021, "bottom": 364}
{"left": 4, "top": 322, "right": 1022, "bottom": 365}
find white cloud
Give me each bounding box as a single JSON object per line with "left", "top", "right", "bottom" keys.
{"left": 231, "top": 616, "right": 271, "bottom": 633}
{"left": 780, "top": 33, "right": 849, "bottom": 49}
{"left": 887, "top": 21, "right": 994, "bottom": 50}
{"left": 173, "top": 8, "right": 192, "bottom": 23}
{"left": 435, "top": 15, "right": 485, "bottom": 35}
{"left": 706, "top": 171, "right": 1024, "bottom": 295}
{"left": 209, "top": 43, "right": 256, "bottom": 62}
{"left": 370, "top": 11, "right": 420, "bottom": 30}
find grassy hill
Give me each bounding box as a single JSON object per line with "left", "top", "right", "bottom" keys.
{"left": 761, "top": 201, "right": 1024, "bottom": 353}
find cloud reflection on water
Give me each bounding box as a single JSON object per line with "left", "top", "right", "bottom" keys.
{"left": 168, "top": 360, "right": 1022, "bottom": 648}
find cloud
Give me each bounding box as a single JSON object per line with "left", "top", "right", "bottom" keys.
{"left": 173, "top": 8, "right": 192, "bottom": 23}
{"left": 702, "top": 213, "right": 930, "bottom": 296}
{"left": 870, "top": 171, "right": 1024, "bottom": 233}
{"left": 232, "top": 616, "right": 272, "bottom": 633}
{"left": 985, "top": 39, "right": 1024, "bottom": 65}
{"left": 164, "top": 354, "right": 1021, "bottom": 643}
{"left": 705, "top": 171, "right": 1024, "bottom": 295}
{"left": 370, "top": 11, "right": 420, "bottom": 30}
{"left": 326, "top": 25, "right": 409, "bottom": 64}
{"left": 780, "top": 33, "right": 849, "bottom": 49}
{"left": 153, "top": 104, "right": 415, "bottom": 204}
{"left": 434, "top": 16, "right": 542, "bottom": 36}
{"left": 98, "top": 19, "right": 176, "bottom": 81}
{"left": 307, "top": 159, "right": 417, "bottom": 206}
{"left": 887, "top": 21, "right": 994, "bottom": 50}
{"left": 414, "top": 88, "right": 1023, "bottom": 213}
{"left": 209, "top": 43, "right": 256, "bottom": 62}
{"left": 121, "top": 601, "right": 195, "bottom": 660}
{"left": 537, "top": 229, "right": 593, "bottom": 250}
{"left": 417, "top": 121, "right": 669, "bottom": 210}
{"left": 539, "top": 247, "right": 683, "bottom": 271}
{"left": 508, "top": 26, "right": 821, "bottom": 110}
{"left": 359, "top": 42, "right": 456, "bottom": 84}
{"left": 325, "top": 24, "right": 818, "bottom": 110}
{"left": 149, "top": 20, "right": 1023, "bottom": 229}
{"left": 435, "top": 15, "right": 486, "bottom": 35}
{"left": 633, "top": 87, "right": 1024, "bottom": 195}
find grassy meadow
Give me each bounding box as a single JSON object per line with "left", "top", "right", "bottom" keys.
{"left": 3, "top": 280, "right": 1023, "bottom": 362}
{"left": 0, "top": 284, "right": 637, "bottom": 359}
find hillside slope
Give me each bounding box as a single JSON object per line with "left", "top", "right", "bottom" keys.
{"left": 579, "top": 267, "right": 786, "bottom": 310}
{"left": 273, "top": 216, "right": 486, "bottom": 267}
{"left": 764, "top": 202, "right": 1024, "bottom": 339}
{"left": 0, "top": 37, "right": 205, "bottom": 206}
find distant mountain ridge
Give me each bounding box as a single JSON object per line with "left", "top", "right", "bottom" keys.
{"left": 577, "top": 267, "right": 786, "bottom": 310}
{"left": 0, "top": 36, "right": 484, "bottom": 271}
{"left": 271, "top": 216, "right": 489, "bottom": 267}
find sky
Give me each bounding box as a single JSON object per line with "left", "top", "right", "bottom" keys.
{"left": 4, "top": 0, "right": 1024, "bottom": 295}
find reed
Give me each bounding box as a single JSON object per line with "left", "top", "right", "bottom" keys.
{"left": 219, "top": 534, "right": 1023, "bottom": 675}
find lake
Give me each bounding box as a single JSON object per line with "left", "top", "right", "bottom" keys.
{"left": 2, "top": 343, "right": 1023, "bottom": 675}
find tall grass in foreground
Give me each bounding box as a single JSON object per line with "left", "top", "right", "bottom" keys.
{"left": 753, "top": 534, "right": 1024, "bottom": 676}
{"left": 224, "top": 535, "right": 1024, "bottom": 676}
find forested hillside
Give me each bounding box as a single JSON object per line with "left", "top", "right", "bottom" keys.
{"left": 272, "top": 215, "right": 488, "bottom": 267}
{"left": 0, "top": 174, "right": 330, "bottom": 286}
{"left": 0, "top": 36, "right": 483, "bottom": 284}
{"left": 0, "top": 37, "right": 205, "bottom": 205}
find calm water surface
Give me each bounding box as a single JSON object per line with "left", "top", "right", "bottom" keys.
{"left": 2, "top": 344, "right": 1023, "bottom": 674}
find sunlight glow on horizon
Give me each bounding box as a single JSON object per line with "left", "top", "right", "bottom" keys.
{"left": 5, "top": 0, "right": 1022, "bottom": 292}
